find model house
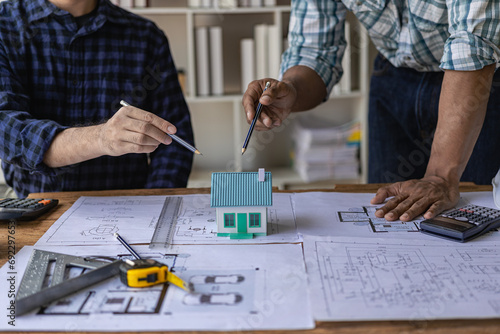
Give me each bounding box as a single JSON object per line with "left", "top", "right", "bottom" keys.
{"left": 211, "top": 169, "right": 272, "bottom": 239}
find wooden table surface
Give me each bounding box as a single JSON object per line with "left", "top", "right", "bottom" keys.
{"left": 1, "top": 183, "right": 498, "bottom": 334}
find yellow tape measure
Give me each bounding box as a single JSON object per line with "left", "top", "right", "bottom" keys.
{"left": 119, "top": 258, "right": 193, "bottom": 292}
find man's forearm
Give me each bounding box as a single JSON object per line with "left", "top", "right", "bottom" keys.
{"left": 43, "top": 125, "right": 104, "bottom": 168}
{"left": 281, "top": 65, "right": 328, "bottom": 112}
{"left": 425, "top": 64, "right": 496, "bottom": 183}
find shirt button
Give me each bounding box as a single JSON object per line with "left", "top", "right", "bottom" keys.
{"left": 72, "top": 79, "right": 78, "bottom": 86}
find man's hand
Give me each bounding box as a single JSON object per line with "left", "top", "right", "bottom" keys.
{"left": 370, "top": 176, "right": 460, "bottom": 221}
{"left": 43, "top": 105, "right": 177, "bottom": 168}
{"left": 98, "top": 105, "right": 176, "bottom": 156}
{"left": 241, "top": 65, "right": 328, "bottom": 131}
{"left": 242, "top": 79, "right": 297, "bottom": 131}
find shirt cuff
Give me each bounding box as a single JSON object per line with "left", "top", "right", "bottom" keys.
{"left": 440, "top": 32, "right": 500, "bottom": 71}
{"left": 280, "top": 48, "right": 342, "bottom": 97}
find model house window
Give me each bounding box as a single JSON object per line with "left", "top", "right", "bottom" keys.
{"left": 224, "top": 213, "right": 235, "bottom": 227}
{"left": 249, "top": 213, "right": 261, "bottom": 227}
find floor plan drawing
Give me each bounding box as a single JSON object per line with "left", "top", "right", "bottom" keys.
{"left": 292, "top": 192, "right": 478, "bottom": 240}
{"left": 338, "top": 206, "right": 420, "bottom": 232}
{"left": 2, "top": 243, "right": 313, "bottom": 331}
{"left": 36, "top": 196, "right": 167, "bottom": 246}
{"left": 303, "top": 235, "right": 500, "bottom": 321}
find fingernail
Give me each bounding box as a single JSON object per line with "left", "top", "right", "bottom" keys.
{"left": 167, "top": 126, "right": 176, "bottom": 134}
{"left": 375, "top": 209, "right": 384, "bottom": 216}
{"left": 401, "top": 213, "right": 409, "bottom": 220}
{"left": 273, "top": 120, "right": 281, "bottom": 127}
{"left": 386, "top": 212, "right": 394, "bottom": 219}
{"left": 260, "top": 96, "right": 271, "bottom": 104}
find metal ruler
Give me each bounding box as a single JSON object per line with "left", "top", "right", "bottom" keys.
{"left": 16, "top": 249, "right": 119, "bottom": 315}
{"left": 149, "top": 196, "right": 182, "bottom": 249}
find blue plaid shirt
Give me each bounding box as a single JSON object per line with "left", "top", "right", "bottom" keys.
{"left": 0, "top": 0, "right": 194, "bottom": 197}
{"left": 282, "top": 0, "right": 500, "bottom": 95}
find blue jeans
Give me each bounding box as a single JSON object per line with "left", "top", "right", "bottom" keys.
{"left": 368, "top": 54, "right": 500, "bottom": 185}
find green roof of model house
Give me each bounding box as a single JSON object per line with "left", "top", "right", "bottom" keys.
{"left": 211, "top": 171, "right": 272, "bottom": 207}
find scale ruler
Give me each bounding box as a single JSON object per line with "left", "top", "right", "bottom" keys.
{"left": 149, "top": 196, "right": 182, "bottom": 249}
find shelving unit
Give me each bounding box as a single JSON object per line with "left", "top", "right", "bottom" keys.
{"left": 133, "top": 2, "right": 372, "bottom": 189}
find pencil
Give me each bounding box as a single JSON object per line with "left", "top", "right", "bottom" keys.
{"left": 241, "top": 81, "right": 270, "bottom": 155}
{"left": 114, "top": 232, "right": 142, "bottom": 260}
{"left": 119, "top": 100, "right": 202, "bottom": 155}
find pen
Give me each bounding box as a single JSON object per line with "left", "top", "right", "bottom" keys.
{"left": 114, "top": 232, "right": 141, "bottom": 260}
{"left": 119, "top": 100, "right": 202, "bottom": 155}
{"left": 241, "top": 81, "right": 270, "bottom": 155}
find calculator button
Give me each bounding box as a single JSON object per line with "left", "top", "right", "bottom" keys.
{"left": 454, "top": 217, "right": 469, "bottom": 222}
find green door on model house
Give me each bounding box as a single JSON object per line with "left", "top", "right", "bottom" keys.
{"left": 237, "top": 213, "right": 247, "bottom": 234}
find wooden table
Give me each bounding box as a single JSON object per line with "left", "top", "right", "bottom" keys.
{"left": 1, "top": 184, "right": 498, "bottom": 334}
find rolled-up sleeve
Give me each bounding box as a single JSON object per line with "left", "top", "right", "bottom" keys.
{"left": 441, "top": 0, "right": 500, "bottom": 71}
{"left": 280, "top": 0, "right": 348, "bottom": 95}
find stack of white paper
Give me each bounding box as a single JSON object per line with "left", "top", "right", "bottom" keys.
{"left": 292, "top": 114, "right": 360, "bottom": 182}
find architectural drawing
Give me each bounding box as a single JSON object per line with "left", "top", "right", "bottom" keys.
{"left": 36, "top": 196, "right": 167, "bottom": 245}
{"left": 303, "top": 235, "right": 500, "bottom": 321}
{"left": 338, "top": 206, "right": 420, "bottom": 232}
{"left": 81, "top": 224, "right": 119, "bottom": 236}
{"left": 3, "top": 243, "right": 312, "bottom": 331}
{"left": 36, "top": 193, "right": 300, "bottom": 247}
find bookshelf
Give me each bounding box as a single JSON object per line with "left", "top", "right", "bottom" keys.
{"left": 130, "top": 1, "right": 372, "bottom": 189}
{"left": 0, "top": 1, "right": 373, "bottom": 192}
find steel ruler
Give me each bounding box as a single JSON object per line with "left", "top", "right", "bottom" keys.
{"left": 149, "top": 196, "right": 182, "bottom": 249}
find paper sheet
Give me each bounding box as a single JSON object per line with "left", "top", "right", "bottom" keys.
{"left": 36, "top": 194, "right": 300, "bottom": 246}
{"left": 1, "top": 243, "right": 313, "bottom": 331}
{"left": 293, "top": 191, "right": 500, "bottom": 242}
{"left": 303, "top": 235, "right": 500, "bottom": 321}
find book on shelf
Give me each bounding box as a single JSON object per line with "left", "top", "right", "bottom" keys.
{"left": 209, "top": 26, "right": 224, "bottom": 96}
{"left": 240, "top": 38, "right": 256, "bottom": 93}
{"left": 187, "top": 0, "right": 275, "bottom": 8}
{"left": 332, "top": 21, "right": 351, "bottom": 96}
{"left": 194, "top": 25, "right": 225, "bottom": 97}
{"left": 195, "top": 26, "right": 210, "bottom": 96}
{"left": 240, "top": 23, "right": 281, "bottom": 92}
{"left": 291, "top": 114, "right": 361, "bottom": 182}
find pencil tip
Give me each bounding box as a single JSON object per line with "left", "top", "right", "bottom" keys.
{"left": 241, "top": 148, "right": 246, "bottom": 155}
{"left": 195, "top": 150, "right": 202, "bottom": 155}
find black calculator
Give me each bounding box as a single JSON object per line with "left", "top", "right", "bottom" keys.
{"left": 420, "top": 204, "right": 500, "bottom": 242}
{"left": 0, "top": 198, "right": 59, "bottom": 221}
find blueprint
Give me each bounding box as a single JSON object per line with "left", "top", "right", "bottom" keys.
{"left": 292, "top": 191, "right": 500, "bottom": 241}
{"left": 303, "top": 235, "right": 500, "bottom": 321}
{"left": 36, "top": 194, "right": 300, "bottom": 247}
{"left": 36, "top": 195, "right": 166, "bottom": 245}
{"left": 1, "top": 243, "right": 313, "bottom": 331}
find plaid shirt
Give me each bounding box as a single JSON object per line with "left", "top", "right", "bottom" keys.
{"left": 0, "top": 0, "right": 194, "bottom": 197}
{"left": 281, "top": 0, "right": 500, "bottom": 94}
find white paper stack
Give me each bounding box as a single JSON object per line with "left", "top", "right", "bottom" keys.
{"left": 292, "top": 114, "right": 360, "bottom": 182}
